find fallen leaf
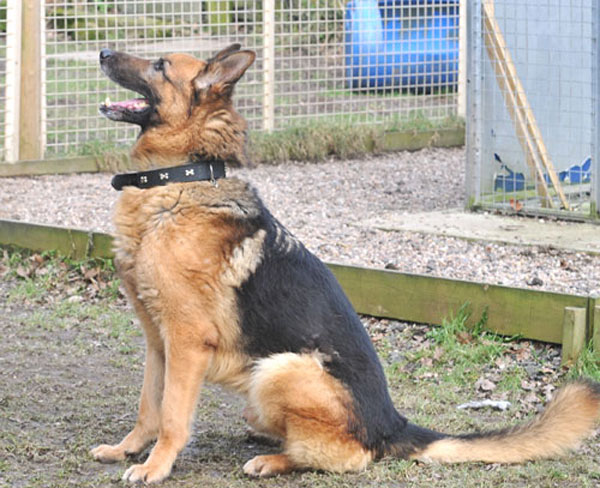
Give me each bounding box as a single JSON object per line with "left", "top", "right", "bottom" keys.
{"left": 475, "top": 378, "right": 497, "bottom": 392}
{"left": 457, "top": 331, "right": 473, "bottom": 344}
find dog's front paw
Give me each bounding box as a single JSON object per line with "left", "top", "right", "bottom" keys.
{"left": 90, "top": 443, "right": 126, "bottom": 463}
{"left": 243, "top": 454, "right": 293, "bottom": 478}
{"left": 122, "top": 461, "right": 172, "bottom": 484}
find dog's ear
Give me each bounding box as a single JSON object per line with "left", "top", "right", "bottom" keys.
{"left": 193, "top": 50, "right": 255, "bottom": 97}
{"left": 206, "top": 43, "right": 242, "bottom": 63}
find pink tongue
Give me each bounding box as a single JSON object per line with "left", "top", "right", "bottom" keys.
{"left": 112, "top": 98, "right": 148, "bottom": 110}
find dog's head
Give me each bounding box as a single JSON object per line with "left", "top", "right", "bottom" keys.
{"left": 99, "top": 45, "right": 255, "bottom": 165}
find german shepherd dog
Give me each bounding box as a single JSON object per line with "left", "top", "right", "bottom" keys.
{"left": 91, "top": 45, "right": 600, "bottom": 483}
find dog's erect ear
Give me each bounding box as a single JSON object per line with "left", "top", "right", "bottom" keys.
{"left": 206, "top": 43, "right": 242, "bottom": 63}
{"left": 193, "top": 50, "right": 256, "bottom": 96}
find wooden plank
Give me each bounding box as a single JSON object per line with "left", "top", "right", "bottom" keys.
{"left": 19, "top": 0, "right": 43, "bottom": 161}
{"left": 0, "top": 220, "right": 114, "bottom": 260}
{"left": 0, "top": 219, "right": 592, "bottom": 346}
{"left": 382, "top": 128, "right": 465, "bottom": 151}
{"left": 327, "top": 263, "right": 588, "bottom": 344}
{"left": 0, "top": 156, "right": 100, "bottom": 177}
{"left": 0, "top": 130, "right": 465, "bottom": 177}
{"left": 561, "top": 307, "right": 587, "bottom": 365}
{"left": 483, "top": 1, "right": 569, "bottom": 210}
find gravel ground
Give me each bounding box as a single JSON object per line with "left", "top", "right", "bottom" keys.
{"left": 1, "top": 147, "right": 599, "bottom": 296}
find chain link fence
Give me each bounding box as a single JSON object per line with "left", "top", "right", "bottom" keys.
{"left": 1, "top": 0, "right": 462, "bottom": 161}
{"left": 467, "top": 0, "right": 599, "bottom": 218}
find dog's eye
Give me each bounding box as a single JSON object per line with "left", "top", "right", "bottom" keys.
{"left": 154, "top": 59, "right": 165, "bottom": 72}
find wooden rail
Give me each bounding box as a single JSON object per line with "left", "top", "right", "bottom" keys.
{"left": 0, "top": 219, "right": 596, "bottom": 360}
{"left": 0, "top": 128, "right": 465, "bottom": 177}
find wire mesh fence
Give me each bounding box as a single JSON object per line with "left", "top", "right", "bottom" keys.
{"left": 467, "top": 0, "right": 598, "bottom": 218}
{"left": 1, "top": 0, "right": 462, "bottom": 161}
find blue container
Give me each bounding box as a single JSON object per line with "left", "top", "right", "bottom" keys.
{"left": 345, "top": 0, "right": 459, "bottom": 90}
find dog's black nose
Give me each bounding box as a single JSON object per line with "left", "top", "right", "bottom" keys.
{"left": 99, "top": 49, "right": 113, "bottom": 61}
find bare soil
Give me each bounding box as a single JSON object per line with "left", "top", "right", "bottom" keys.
{"left": 1, "top": 255, "right": 599, "bottom": 488}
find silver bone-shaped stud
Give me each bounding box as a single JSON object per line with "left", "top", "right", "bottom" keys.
{"left": 185, "top": 168, "right": 195, "bottom": 176}
{"left": 140, "top": 175, "right": 148, "bottom": 184}
{"left": 209, "top": 164, "right": 218, "bottom": 187}
{"left": 160, "top": 172, "right": 169, "bottom": 180}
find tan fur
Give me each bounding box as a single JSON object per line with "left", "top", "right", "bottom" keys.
{"left": 414, "top": 381, "right": 600, "bottom": 463}
{"left": 128, "top": 53, "right": 249, "bottom": 169}
{"left": 244, "top": 352, "right": 373, "bottom": 476}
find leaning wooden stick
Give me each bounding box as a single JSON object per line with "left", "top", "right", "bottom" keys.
{"left": 483, "top": 0, "right": 570, "bottom": 210}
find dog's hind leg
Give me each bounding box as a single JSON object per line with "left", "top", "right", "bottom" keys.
{"left": 243, "top": 352, "right": 373, "bottom": 477}
{"left": 91, "top": 294, "right": 165, "bottom": 463}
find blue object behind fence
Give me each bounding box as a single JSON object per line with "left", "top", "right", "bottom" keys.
{"left": 344, "top": 0, "right": 459, "bottom": 90}
{"left": 494, "top": 153, "right": 592, "bottom": 193}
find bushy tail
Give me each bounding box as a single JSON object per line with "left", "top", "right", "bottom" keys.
{"left": 407, "top": 380, "right": 600, "bottom": 464}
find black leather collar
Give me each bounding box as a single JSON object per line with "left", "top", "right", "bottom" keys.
{"left": 111, "top": 159, "right": 226, "bottom": 191}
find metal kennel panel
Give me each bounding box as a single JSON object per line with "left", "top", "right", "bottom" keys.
{"left": 467, "top": 0, "right": 599, "bottom": 218}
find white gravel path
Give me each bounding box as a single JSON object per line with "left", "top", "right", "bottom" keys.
{"left": 1, "top": 147, "right": 598, "bottom": 296}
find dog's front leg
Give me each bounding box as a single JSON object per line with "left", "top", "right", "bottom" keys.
{"left": 91, "top": 337, "right": 165, "bottom": 463}
{"left": 92, "top": 289, "right": 166, "bottom": 463}
{"left": 122, "top": 335, "right": 212, "bottom": 484}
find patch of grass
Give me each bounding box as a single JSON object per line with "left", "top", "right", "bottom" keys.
{"left": 248, "top": 121, "right": 385, "bottom": 164}
{"left": 2, "top": 247, "right": 123, "bottom": 303}
{"left": 567, "top": 342, "right": 600, "bottom": 381}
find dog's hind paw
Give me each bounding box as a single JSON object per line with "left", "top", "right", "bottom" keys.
{"left": 243, "top": 454, "right": 293, "bottom": 478}
{"left": 90, "top": 444, "right": 126, "bottom": 463}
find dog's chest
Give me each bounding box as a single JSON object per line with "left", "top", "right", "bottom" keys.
{"left": 112, "top": 182, "right": 268, "bottom": 316}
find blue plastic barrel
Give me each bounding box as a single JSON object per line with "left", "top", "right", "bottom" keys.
{"left": 345, "top": 0, "right": 459, "bottom": 90}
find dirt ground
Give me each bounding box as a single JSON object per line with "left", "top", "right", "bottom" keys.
{"left": 1, "top": 255, "right": 599, "bottom": 488}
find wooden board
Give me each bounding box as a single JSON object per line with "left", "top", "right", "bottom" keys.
{"left": 328, "top": 263, "right": 589, "bottom": 344}
{"left": 0, "top": 219, "right": 593, "bottom": 346}
{"left": 0, "top": 220, "right": 114, "bottom": 260}
{"left": 0, "top": 129, "right": 465, "bottom": 177}
{"left": 0, "top": 156, "right": 100, "bottom": 177}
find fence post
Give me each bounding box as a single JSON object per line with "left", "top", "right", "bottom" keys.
{"left": 457, "top": 0, "right": 467, "bottom": 119}
{"left": 3, "top": 0, "right": 22, "bottom": 163}
{"left": 593, "top": 303, "right": 600, "bottom": 352}
{"left": 592, "top": 0, "right": 599, "bottom": 217}
{"left": 18, "top": 0, "right": 43, "bottom": 161}
{"left": 561, "top": 307, "right": 587, "bottom": 365}
{"left": 262, "top": 0, "right": 275, "bottom": 132}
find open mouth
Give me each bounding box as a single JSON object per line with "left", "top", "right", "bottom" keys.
{"left": 99, "top": 96, "right": 152, "bottom": 124}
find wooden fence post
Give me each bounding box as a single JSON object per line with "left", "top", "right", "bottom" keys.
{"left": 3, "top": 0, "right": 22, "bottom": 162}
{"left": 262, "top": 0, "right": 275, "bottom": 132}
{"left": 19, "top": 0, "right": 43, "bottom": 161}
{"left": 561, "top": 307, "right": 587, "bottom": 365}
{"left": 593, "top": 304, "right": 600, "bottom": 352}
{"left": 457, "top": 0, "right": 467, "bottom": 119}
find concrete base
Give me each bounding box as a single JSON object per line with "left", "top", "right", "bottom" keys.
{"left": 365, "top": 209, "right": 600, "bottom": 254}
